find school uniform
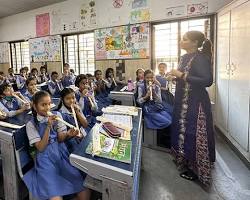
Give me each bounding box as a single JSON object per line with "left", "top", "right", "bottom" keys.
{"left": 156, "top": 74, "right": 174, "bottom": 106}
{"left": 0, "top": 96, "right": 23, "bottom": 117}
{"left": 38, "top": 74, "right": 50, "bottom": 83}
{"left": 7, "top": 74, "right": 16, "bottom": 84}
{"left": 94, "top": 79, "right": 112, "bottom": 109}
{"left": 48, "top": 80, "right": 63, "bottom": 98}
{"left": 137, "top": 81, "right": 172, "bottom": 129}
{"left": 23, "top": 112, "right": 85, "bottom": 199}
{"left": 59, "top": 104, "right": 88, "bottom": 153}
{"left": 61, "top": 73, "right": 75, "bottom": 88}
{"left": 23, "top": 90, "right": 33, "bottom": 102}
{"left": 75, "top": 90, "right": 96, "bottom": 129}
{"left": 16, "top": 75, "right": 27, "bottom": 94}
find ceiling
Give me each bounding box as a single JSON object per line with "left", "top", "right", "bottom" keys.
{"left": 0, "top": 0, "right": 67, "bottom": 18}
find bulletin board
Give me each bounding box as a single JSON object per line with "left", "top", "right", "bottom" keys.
{"left": 29, "top": 35, "right": 61, "bottom": 62}
{"left": 0, "top": 43, "right": 10, "bottom": 64}
{"left": 95, "top": 22, "right": 150, "bottom": 60}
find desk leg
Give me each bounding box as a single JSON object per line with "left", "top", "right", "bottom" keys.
{"left": 1, "top": 141, "right": 19, "bottom": 200}
{"left": 102, "top": 180, "right": 131, "bottom": 200}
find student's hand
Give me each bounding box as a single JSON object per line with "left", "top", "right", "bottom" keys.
{"left": 73, "top": 104, "right": 81, "bottom": 113}
{"left": 144, "top": 90, "right": 151, "bottom": 99}
{"left": 81, "top": 89, "right": 89, "bottom": 96}
{"left": 47, "top": 115, "right": 57, "bottom": 127}
{"left": 24, "top": 103, "right": 30, "bottom": 110}
{"left": 67, "top": 128, "right": 79, "bottom": 138}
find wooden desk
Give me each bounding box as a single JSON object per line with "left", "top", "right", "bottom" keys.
{"left": 70, "top": 109, "right": 143, "bottom": 200}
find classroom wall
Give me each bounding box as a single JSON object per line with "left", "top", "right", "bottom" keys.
{"left": 0, "top": 0, "right": 233, "bottom": 42}
{"left": 0, "top": 63, "right": 11, "bottom": 75}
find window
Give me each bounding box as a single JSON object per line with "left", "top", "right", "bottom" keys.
{"left": 153, "top": 17, "right": 213, "bottom": 92}
{"left": 10, "top": 41, "right": 30, "bottom": 73}
{"left": 63, "top": 32, "right": 95, "bottom": 75}
{"left": 153, "top": 17, "right": 212, "bottom": 72}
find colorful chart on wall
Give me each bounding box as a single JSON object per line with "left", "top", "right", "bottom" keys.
{"left": 0, "top": 43, "right": 9, "bottom": 64}
{"left": 95, "top": 23, "right": 150, "bottom": 60}
{"left": 29, "top": 35, "right": 61, "bottom": 62}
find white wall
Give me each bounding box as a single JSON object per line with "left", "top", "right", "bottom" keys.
{"left": 0, "top": 0, "right": 233, "bottom": 42}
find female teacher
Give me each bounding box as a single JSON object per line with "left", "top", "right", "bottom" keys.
{"left": 170, "top": 31, "right": 215, "bottom": 186}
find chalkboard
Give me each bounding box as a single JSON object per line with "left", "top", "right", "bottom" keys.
{"left": 95, "top": 23, "right": 150, "bottom": 60}
{"left": 29, "top": 35, "right": 61, "bottom": 62}
{"left": 0, "top": 43, "right": 9, "bottom": 64}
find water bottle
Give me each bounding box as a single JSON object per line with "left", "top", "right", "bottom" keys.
{"left": 127, "top": 78, "right": 133, "bottom": 91}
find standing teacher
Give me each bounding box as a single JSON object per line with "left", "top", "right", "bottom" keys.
{"left": 170, "top": 31, "right": 215, "bottom": 186}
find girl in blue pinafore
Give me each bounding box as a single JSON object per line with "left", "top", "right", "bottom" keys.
{"left": 75, "top": 74, "right": 97, "bottom": 129}
{"left": 23, "top": 91, "right": 90, "bottom": 200}
{"left": 16, "top": 67, "right": 27, "bottom": 94}
{"left": 134, "top": 68, "right": 145, "bottom": 104}
{"left": 0, "top": 83, "right": 30, "bottom": 117}
{"left": 155, "top": 63, "right": 175, "bottom": 107}
{"left": 23, "top": 77, "right": 38, "bottom": 102}
{"left": 61, "top": 63, "right": 75, "bottom": 87}
{"left": 137, "top": 70, "right": 172, "bottom": 129}
{"left": 48, "top": 71, "right": 64, "bottom": 98}
{"left": 58, "top": 88, "right": 89, "bottom": 153}
{"left": 94, "top": 70, "right": 112, "bottom": 110}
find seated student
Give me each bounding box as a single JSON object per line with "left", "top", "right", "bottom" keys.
{"left": 75, "top": 74, "right": 97, "bottom": 129}
{"left": 48, "top": 71, "right": 64, "bottom": 98}
{"left": 29, "top": 68, "right": 40, "bottom": 83}
{"left": 58, "top": 88, "right": 88, "bottom": 153}
{"left": 134, "top": 68, "right": 145, "bottom": 103}
{"left": 137, "top": 69, "right": 172, "bottom": 129}
{"left": 155, "top": 63, "right": 174, "bottom": 106}
{"left": 38, "top": 66, "right": 50, "bottom": 83}
{"left": 0, "top": 71, "right": 10, "bottom": 85}
{"left": 105, "top": 68, "right": 125, "bottom": 92}
{"left": 0, "top": 83, "right": 29, "bottom": 117}
{"left": 16, "top": 67, "right": 28, "bottom": 94}
{"left": 23, "top": 91, "right": 90, "bottom": 200}
{"left": 7, "top": 68, "right": 16, "bottom": 84}
{"left": 23, "top": 77, "right": 39, "bottom": 102}
{"left": 61, "top": 63, "right": 75, "bottom": 87}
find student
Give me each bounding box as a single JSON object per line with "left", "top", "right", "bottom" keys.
{"left": 0, "top": 83, "right": 29, "bottom": 117}
{"left": 23, "top": 91, "right": 90, "bottom": 200}
{"left": 0, "top": 71, "right": 10, "bottom": 85}
{"left": 29, "top": 68, "right": 40, "bottom": 83}
{"left": 48, "top": 71, "right": 64, "bottom": 98}
{"left": 58, "top": 88, "right": 88, "bottom": 153}
{"left": 16, "top": 67, "right": 27, "bottom": 93}
{"left": 61, "top": 63, "right": 75, "bottom": 87}
{"left": 23, "top": 77, "right": 38, "bottom": 102}
{"left": 0, "top": 103, "right": 7, "bottom": 120}
{"left": 105, "top": 68, "right": 125, "bottom": 91}
{"left": 75, "top": 74, "right": 97, "bottom": 129}
{"left": 137, "top": 69, "right": 172, "bottom": 129}
{"left": 134, "top": 68, "right": 145, "bottom": 103}
{"left": 38, "top": 66, "right": 50, "bottom": 83}
{"left": 7, "top": 68, "right": 16, "bottom": 84}
{"left": 156, "top": 63, "right": 174, "bottom": 106}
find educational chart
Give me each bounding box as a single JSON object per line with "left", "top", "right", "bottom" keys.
{"left": 0, "top": 43, "right": 9, "bottom": 64}
{"left": 95, "top": 23, "right": 150, "bottom": 60}
{"left": 29, "top": 35, "right": 61, "bottom": 62}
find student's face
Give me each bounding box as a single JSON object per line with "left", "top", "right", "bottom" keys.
{"left": 8, "top": 69, "right": 13, "bottom": 74}
{"left": 137, "top": 69, "right": 144, "bottom": 79}
{"left": 3, "top": 86, "right": 13, "bottom": 97}
{"left": 95, "top": 71, "right": 102, "bottom": 80}
{"left": 79, "top": 79, "right": 88, "bottom": 91}
{"left": 28, "top": 80, "right": 37, "bottom": 93}
{"left": 32, "top": 70, "right": 38, "bottom": 76}
{"left": 63, "top": 66, "right": 70, "bottom": 74}
{"left": 40, "top": 68, "right": 46, "bottom": 74}
{"left": 180, "top": 34, "right": 197, "bottom": 51}
{"left": 145, "top": 73, "right": 154, "bottom": 83}
{"left": 63, "top": 92, "right": 76, "bottom": 108}
{"left": 34, "top": 95, "right": 52, "bottom": 116}
{"left": 20, "top": 70, "right": 26, "bottom": 77}
{"left": 158, "top": 64, "right": 167, "bottom": 74}
{"left": 108, "top": 71, "right": 114, "bottom": 77}
{"left": 51, "top": 74, "right": 58, "bottom": 81}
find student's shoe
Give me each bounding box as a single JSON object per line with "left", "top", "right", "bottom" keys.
{"left": 180, "top": 170, "right": 198, "bottom": 181}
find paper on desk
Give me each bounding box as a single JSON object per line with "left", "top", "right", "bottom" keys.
{"left": 102, "top": 105, "right": 138, "bottom": 116}
{"left": 0, "top": 121, "right": 25, "bottom": 129}
{"left": 103, "top": 113, "right": 132, "bottom": 129}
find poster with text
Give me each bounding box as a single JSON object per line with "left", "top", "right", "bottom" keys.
{"left": 29, "top": 35, "right": 61, "bottom": 62}
{"left": 95, "top": 23, "right": 150, "bottom": 60}
{"left": 0, "top": 43, "right": 9, "bottom": 64}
